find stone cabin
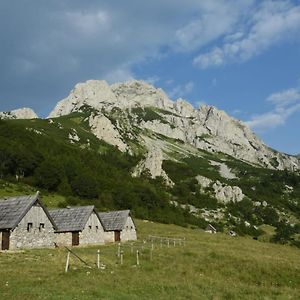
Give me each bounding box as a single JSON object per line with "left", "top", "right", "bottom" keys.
{"left": 0, "top": 192, "right": 57, "bottom": 250}
{"left": 98, "top": 210, "right": 137, "bottom": 243}
{"left": 205, "top": 224, "right": 217, "bottom": 234}
{"left": 49, "top": 206, "right": 105, "bottom": 247}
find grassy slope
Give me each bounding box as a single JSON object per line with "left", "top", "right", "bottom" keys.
{"left": 0, "top": 220, "right": 299, "bottom": 300}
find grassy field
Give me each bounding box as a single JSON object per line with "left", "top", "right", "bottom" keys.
{"left": 0, "top": 220, "right": 300, "bottom": 300}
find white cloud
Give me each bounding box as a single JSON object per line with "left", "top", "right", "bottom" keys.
{"left": 168, "top": 81, "right": 194, "bottom": 99}
{"left": 175, "top": 1, "right": 254, "bottom": 52}
{"left": 246, "top": 86, "right": 300, "bottom": 131}
{"left": 267, "top": 88, "right": 300, "bottom": 107}
{"left": 194, "top": 1, "right": 300, "bottom": 68}
{"left": 103, "top": 67, "right": 135, "bottom": 84}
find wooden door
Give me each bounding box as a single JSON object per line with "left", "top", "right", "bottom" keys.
{"left": 114, "top": 231, "right": 121, "bottom": 242}
{"left": 72, "top": 232, "right": 79, "bottom": 246}
{"left": 1, "top": 231, "right": 10, "bottom": 250}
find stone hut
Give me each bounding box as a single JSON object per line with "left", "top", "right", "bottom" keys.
{"left": 98, "top": 210, "right": 137, "bottom": 243}
{"left": 0, "top": 192, "right": 57, "bottom": 250}
{"left": 205, "top": 224, "right": 217, "bottom": 234}
{"left": 49, "top": 206, "right": 105, "bottom": 246}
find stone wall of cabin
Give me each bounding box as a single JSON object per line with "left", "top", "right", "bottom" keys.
{"left": 79, "top": 212, "right": 105, "bottom": 245}
{"left": 120, "top": 216, "right": 137, "bottom": 242}
{"left": 103, "top": 231, "right": 115, "bottom": 243}
{"left": 9, "top": 204, "right": 55, "bottom": 249}
{"left": 54, "top": 232, "right": 72, "bottom": 247}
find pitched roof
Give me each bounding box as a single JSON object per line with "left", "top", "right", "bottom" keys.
{"left": 49, "top": 206, "right": 100, "bottom": 232}
{"left": 206, "top": 224, "right": 217, "bottom": 231}
{"left": 98, "top": 210, "right": 133, "bottom": 231}
{"left": 0, "top": 192, "right": 57, "bottom": 230}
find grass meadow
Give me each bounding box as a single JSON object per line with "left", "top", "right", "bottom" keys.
{"left": 0, "top": 220, "right": 299, "bottom": 300}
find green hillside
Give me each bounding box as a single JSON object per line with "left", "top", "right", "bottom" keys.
{"left": 0, "top": 220, "right": 299, "bottom": 300}
{"left": 0, "top": 112, "right": 300, "bottom": 245}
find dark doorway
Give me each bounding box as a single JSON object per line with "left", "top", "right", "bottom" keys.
{"left": 72, "top": 232, "right": 79, "bottom": 246}
{"left": 114, "top": 230, "right": 121, "bottom": 242}
{"left": 1, "top": 231, "right": 10, "bottom": 250}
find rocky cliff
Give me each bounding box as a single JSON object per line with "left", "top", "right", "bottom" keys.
{"left": 0, "top": 108, "right": 38, "bottom": 120}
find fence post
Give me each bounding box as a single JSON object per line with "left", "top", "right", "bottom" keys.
{"left": 117, "top": 242, "right": 121, "bottom": 257}
{"left": 97, "top": 250, "right": 100, "bottom": 269}
{"left": 136, "top": 250, "right": 140, "bottom": 266}
{"left": 65, "top": 251, "right": 70, "bottom": 273}
{"left": 120, "top": 250, "right": 124, "bottom": 265}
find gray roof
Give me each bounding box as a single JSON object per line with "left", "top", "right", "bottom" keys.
{"left": 98, "top": 210, "right": 133, "bottom": 231}
{"left": 0, "top": 192, "right": 57, "bottom": 230}
{"left": 49, "top": 206, "right": 100, "bottom": 233}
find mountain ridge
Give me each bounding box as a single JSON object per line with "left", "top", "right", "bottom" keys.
{"left": 1, "top": 79, "right": 299, "bottom": 173}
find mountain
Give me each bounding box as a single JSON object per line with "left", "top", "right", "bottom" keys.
{"left": 1, "top": 79, "right": 300, "bottom": 242}
{"left": 0, "top": 107, "right": 38, "bottom": 120}
{"left": 48, "top": 80, "right": 300, "bottom": 173}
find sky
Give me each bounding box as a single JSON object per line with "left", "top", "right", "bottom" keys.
{"left": 0, "top": 0, "right": 300, "bottom": 154}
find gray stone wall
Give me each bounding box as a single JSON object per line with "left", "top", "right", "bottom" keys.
{"left": 79, "top": 212, "right": 105, "bottom": 245}
{"left": 103, "top": 231, "right": 115, "bottom": 243}
{"left": 10, "top": 204, "right": 55, "bottom": 249}
{"left": 121, "top": 216, "right": 137, "bottom": 241}
{"left": 54, "top": 232, "right": 72, "bottom": 247}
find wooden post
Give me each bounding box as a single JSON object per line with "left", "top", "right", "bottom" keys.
{"left": 97, "top": 250, "right": 100, "bottom": 269}
{"left": 120, "top": 250, "right": 124, "bottom": 265}
{"left": 151, "top": 242, "right": 154, "bottom": 250}
{"left": 173, "top": 240, "right": 176, "bottom": 247}
{"left": 167, "top": 239, "right": 170, "bottom": 248}
{"left": 65, "top": 251, "right": 70, "bottom": 273}
{"left": 117, "top": 242, "right": 121, "bottom": 257}
{"left": 160, "top": 238, "right": 162, "bottom": 248}
{"left": 136, "top": 250, "right": 140, "bottom": 266}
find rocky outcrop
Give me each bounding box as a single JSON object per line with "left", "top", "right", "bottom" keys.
{"left": 0, "top": 108, "right": 38, "bottom": 120}
{"left": 89, "top": 113, "right": 128, "bottom": 152}
{"left": 132, "top": 137, "right": 174, "bottom": 186}
{"left": 209, "top": 161, "right": 237, "bottom": 179}
{"left": 195, "top": 175, "right": 244, "bottom": 203}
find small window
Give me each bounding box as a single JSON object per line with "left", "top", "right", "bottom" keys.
{"left": 131, "top": 226, "right": 133, "bottom": 230}
{"left": 126, "top": 226, "right": 129, "bottom": 230}
{"left": 27, "top": 223, "right": 33, "bottom": 232}
{"left": 96, "top": 226, "right": 98, "bottom": 232}
{"left": 88, "top": 225, "right": 92, "bottom": 231}
{"left": 39, "top": 223, "right": 45, "bottom": 232}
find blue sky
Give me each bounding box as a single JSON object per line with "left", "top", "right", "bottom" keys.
{"left": 0, "top": 0, "right": 300, "bottom": 154}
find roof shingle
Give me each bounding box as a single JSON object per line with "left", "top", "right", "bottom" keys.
{"left": 0, "top": 192, "right": 56, "bottom": 230}
{"left": 98, "top": 210, "right": 131, "bottom": 231}
{"left": 49, "top": 206, "right": 97, "bottom": 232}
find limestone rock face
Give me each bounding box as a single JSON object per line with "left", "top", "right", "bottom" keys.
{"left": 0, "top": 108, "right": 38, "bottom": 120}
{"left": 132, "top": 137, "right": 174, "bottom": 186}
{"left": 111, "top": 81, "right": 174, "bottom": 111}
{"left": 89, "top": 113, "right": 128, "bottom": 152}
{"left": 47, "top": 79, "right": 300, "bottom": 171}
{"left": 48, "top": 80, "right": 118, "bottom": 118}
{"left": 196, "top": 175, "right": 244, "bottom": 203}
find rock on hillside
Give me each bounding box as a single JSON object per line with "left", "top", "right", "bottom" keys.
{"left": 47, "top": 79, "right": 300, "bottom": 173}
{"left": 0, "top": 108, "right": 38, "bottom": 120}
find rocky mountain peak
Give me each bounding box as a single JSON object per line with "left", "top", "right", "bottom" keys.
{"left": 0, "top": 108, "right": 38, "bottom": 120}
{"left": 46, "top": 79, "right": 300, "bottom": 172}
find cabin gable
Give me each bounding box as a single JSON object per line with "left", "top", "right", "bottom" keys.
{"left": 10, "top": 202, "right": 55, "bottom": 249}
